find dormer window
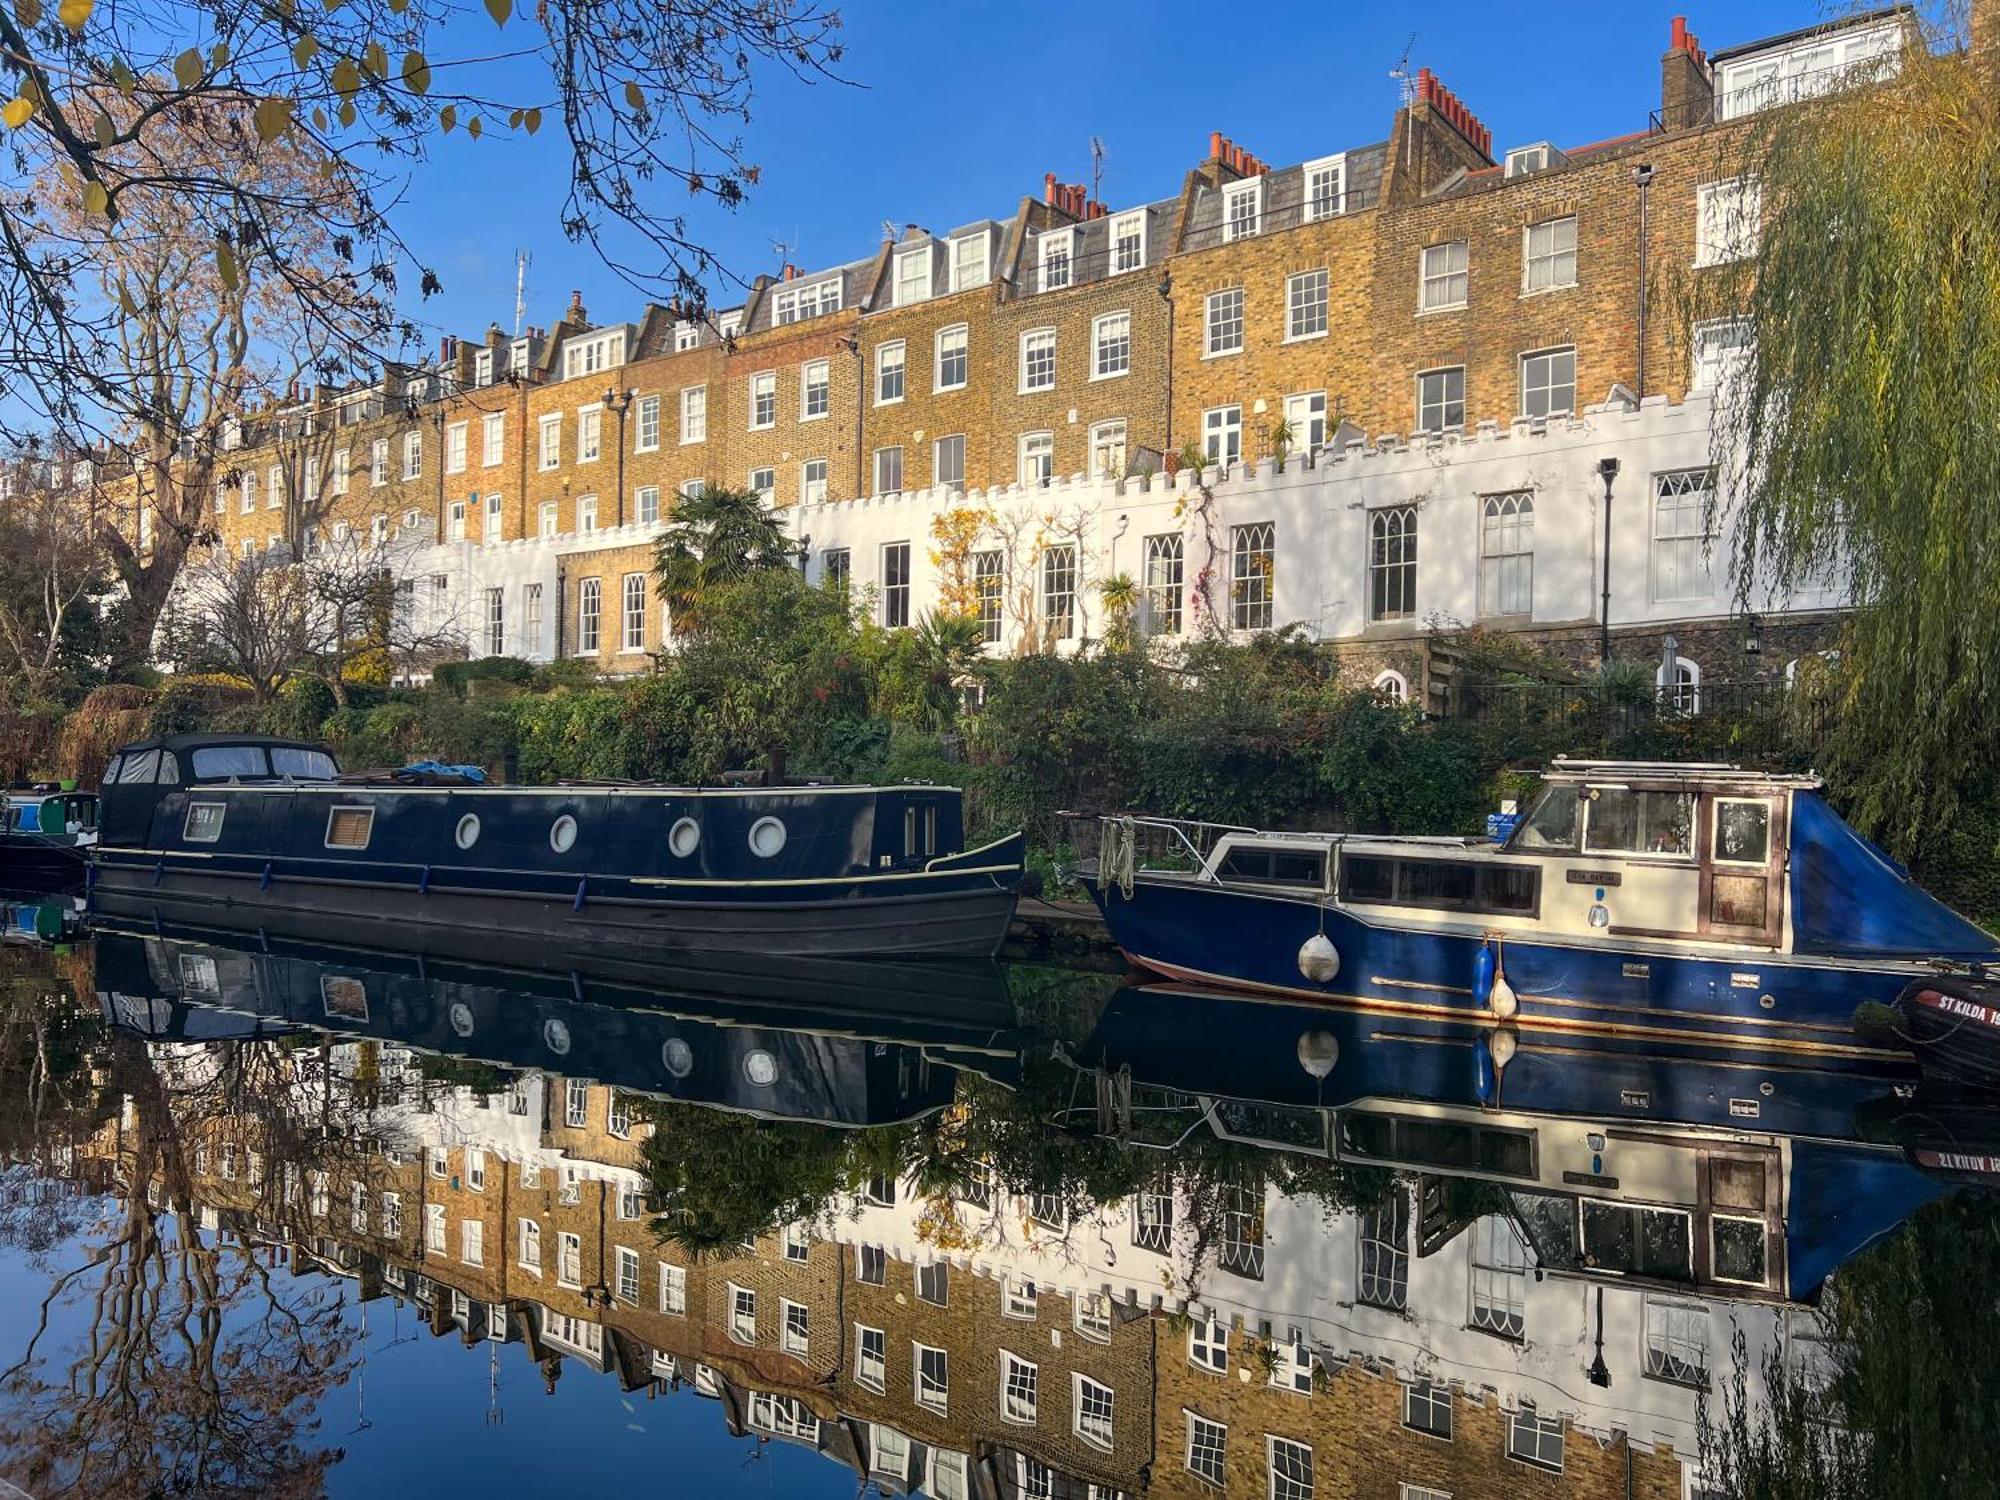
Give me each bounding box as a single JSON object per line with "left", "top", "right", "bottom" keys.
{"left": 1038, "top": 230, "right": 1072, "bottom": 293}
{"left": 474, "top": 349, "right": 494, "bottom": 387}
{"left": 718, "top": 310, "right": 743, "bottom": 338}
{"left": 562, "top": 329, "right": 626, "bottom": 381}
{"left": 674, "top": 321, "right": 700, "bottom": 352}
{"left": 772, "top": 277, "right": 841, "bottom": 326}
{"left": 1223, "top": 179, "right": 1263, "bottom": 242}
{"left": 407, "top": 375, "right": 431, "bottom": 404}
{"left": 894, "top": 246, "right": 932, "bottom": 307}
{"left": 510, "top": 340, "right": 530, "bottom": 374}
{"left": 1303, "top": 155, "right": 1347, "bottom": 221}
{"left": 1111, "top": 211, "right": 1146, "bottom": 274}
{"left": 950, "top": 231, "right": 990, "bottom": 291}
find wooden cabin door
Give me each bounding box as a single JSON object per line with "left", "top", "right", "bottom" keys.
{"left": 1698, "top": 794, "right": 1786, "bottom": 946}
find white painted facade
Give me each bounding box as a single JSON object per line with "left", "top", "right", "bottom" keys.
{"left": 392, "top": 392, "right": 1844, "bottom": 672}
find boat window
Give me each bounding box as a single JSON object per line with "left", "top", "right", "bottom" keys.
{"left": 271, "top": 747, "right": 338, "bottom": 780}
{"left": 184, "top": 802, "right": 227, "bottom": 844}
{"left": 156, "top": 752, "right": 179, "bottom": 783}
{"left": 903, "top": 802, "right": 939, "bottom": 858}
{"left": 325, "top": 806, "right": 375, "bottom": 849}
{"left": 455, "top": 813, "right": 481, "bottom": 850}
{"left": 668, "top": 817, "right": 701, "bottom": 858}
{"left": 1713, "top": 798, "right": 1772, "bottom": 865}
{"left": 1507, "top": 1191, "right": 1581, "bottom": 1270}
{"left": 1337, "top": 1110, "right": 1537, "bottom": 1180}
{"left": 1512, "top": 784, "right": 1580, "bottom": 851}
{"left": 1710, "top": 1215, "right": 1769, "bottom": 1285}
{"left": 549, "top": 814, "right": 578, "bottom": 853}
{"left": 1215, "top": 844, "right": 1328, "bottom": 887}
{"left": 103, "top": 755, "right": 123, "bottom": 784}
{"left": 748, "top": 816, "right": 788, "bottom": 858}
{"left": 1583, "top": 789, "right": 1693, "bottom": 857}
{"left": 1402, "top": 859, "right": 1475, "bottom": 906}
{"left": 115, "top": 750, "right": 160, "bottom": 784}
{"left": 192, "top": 745, "right": 270, "bottom": 780}
{"left": 1580, "top": 1201, "right": 1693, "bottom": 1282}
{"left": 1343, "top": 854, "right": 1396, "bottom": 901}
{"left": 1338, "top": 853, "right": 1539, "bottom": 917}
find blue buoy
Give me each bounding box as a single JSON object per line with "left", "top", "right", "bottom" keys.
{"left": 1472, "top": 943, "right": 1496, "bottom": 1006}
{"left": 1474, "top": 1036, "right": 1497, "bottom": 1106}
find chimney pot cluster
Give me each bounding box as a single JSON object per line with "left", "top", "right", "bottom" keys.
{"left": 781, "top": 263, "right": 800, "bottom": 281}
{"left": 1042, "top": 173, "right": 1106, "bottom": 219}
{"left": 1669, "top": 14, "right": 1708, "bottom": 65}
{"left": 1208, "top": 131, "right": 1269, "bottom": 179}
{"left": 1415, "top": 67, "right": 1493, "bottom": 157}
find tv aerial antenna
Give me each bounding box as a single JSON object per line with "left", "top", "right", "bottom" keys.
{"left": 513, "top": 250, "right": 531, "bottom": 336}
{"left": 1089, "top": 135, "right": 1106, "bottom": 206}
{"left": 1389, "top": 34, "right": 1419, "bottom": 168}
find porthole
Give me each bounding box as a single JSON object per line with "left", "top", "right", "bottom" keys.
{"left": 549, "top": 814, "right": 578, "bottom": 853}
{"left": 455, "top": 813, "right": 481, "bottom": 850}
{"left": 668, "top": 817, "right": 701, "bottom": 858}
{"left": 449, "top": 1002, "right": 475, "bottom": 1038}
{"left": 543, "top": 1018, "right": 572, "bottom": 1056}
{"left": 662, "top": 1038, "right": 694, "bottom": 1078}
{"left": 743, "top": 1049, "right": 779, "bottom": 1087}
{"left": 748, "top": 816, "right": 787, "bottom": 859}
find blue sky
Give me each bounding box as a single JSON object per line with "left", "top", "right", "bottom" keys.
{"left": 399, "top": 1, "right": 1837, "bottom": 347}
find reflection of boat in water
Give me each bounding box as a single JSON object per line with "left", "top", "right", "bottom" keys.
{"left": 1082, "top": 759, "right": 1999, "bottom": 1031}
{"left": 1067, "top": 981, "right": 1941, "bottom": 1303}
{"left": 89, "top": 912, "right": 1023, "bottom": 1126}
{"left": 89, "top": 733, "right": 1024, "bottom": 958}
{"left": 1, "top": 890, "right": 87, "bottom": 949}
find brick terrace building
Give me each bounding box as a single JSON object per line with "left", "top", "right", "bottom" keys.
{"left": 20, "top": 4, "right": 1930, "bottom": 694}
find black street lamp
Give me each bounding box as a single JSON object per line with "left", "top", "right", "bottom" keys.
{"left": 1597, "top": 456, "right": 1621, "bottom": 666}
{"left": 603, "top": 386, "right": 635, "bottom": 526}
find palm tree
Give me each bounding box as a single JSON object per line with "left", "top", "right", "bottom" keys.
{"left": 907, "top": 610, "right": 987, "bottom": 729}
{"left": 650, "top": 486, "right": 797, "bottom": 634}
{"left": 1099, "top": 572, "right": 1140, "bottom": 652}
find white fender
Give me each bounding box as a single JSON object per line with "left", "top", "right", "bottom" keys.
{"left": 1488, "top": 967, "right": 1520, "bottom": 1021}
{"left": 1297, "top": 933, "right": 1340, "bottom": 983}
{"left": 1489, "top": 1027, "right": 1518, "bottom": 1069}
{"left": 1296, "top": 1030, "right": 1339, "bottom": 1079}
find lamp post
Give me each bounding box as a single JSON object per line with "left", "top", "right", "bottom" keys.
{"left": 603, "top": 386, "right": 635, "bottom": 526}
{"left": 1587, "top": 1285, "right": 1611, "bottom": 1388}
{"left": 1597, "top": 456, "right": 1620, "bottom": 666}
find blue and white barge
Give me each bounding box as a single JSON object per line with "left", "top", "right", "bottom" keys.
{"left": 1083, "top": 759, "right": 1998, "bottom": 1033}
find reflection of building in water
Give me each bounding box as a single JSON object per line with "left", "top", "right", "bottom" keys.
{"left": 69, "top": 1036, "right": 1812, "bottom": 1499}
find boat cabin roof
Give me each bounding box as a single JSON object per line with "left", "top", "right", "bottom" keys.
{"left": 1541, "top": 757, "right": 1822, "bottom": 791}
{"left": 110, "top": 733, "right": 331, "bottom": 760}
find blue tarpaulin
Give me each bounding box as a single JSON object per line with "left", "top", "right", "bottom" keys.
{"left": 394, "top": 761, "right": 488, "bottom": 783}
{"left": 1786, "top": 1140, "right": 1949, "bottom": 1300}
{"left": 1788, "top": 792, "right": 1999, "bottom": 959}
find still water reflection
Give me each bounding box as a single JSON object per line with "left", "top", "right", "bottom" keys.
{"left": 0, "top": 895, "right": 1993, "bottom": 1498}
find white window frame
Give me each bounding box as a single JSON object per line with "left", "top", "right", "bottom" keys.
{"left": 875, "top": 340, "right": 906, "bottom": 406}
{"left": 658, "top": 1261, "right": 687, "bottom": 1315}
{"left": 1519, "top": 345, "right": 1577, "bottom": 419}
{"left": 935, "top": 323, "right": 969, "bottom": 392}
{"left": 894, "top": 244, "right": 932, "bottom": 307}
{"left": 1186, "top": 1411, "right": 1227, "bottom": 1487}
{"left": 1651, "top": 467, "right": 1718, "bottom": 602}
{"left": 772, "top": 276, "right": 842, "bottom": 325}
{"left": 1072, "top": 1373, "right": 1114, "bottom": 1451}
{"left": 950, "top": 229, "right": 991, "bottom": 291}
{"left": 1091, "top": 311, "right": 1131, "bottom": 380}
{"left": 1420, "top": 240, "right": 1470, "bottom": 312}
{"left": 1285, "top": 268, "right": 1329, "bottom": 343}
{"left": 1523, "top": 214, "right": 1579, "bottom": 294}
{"left": 1267, "top": 1435, "right": 1314, "bottom": 1500}
{"left": 678, "top": 385, "right": 706, "bottom": 444}
{"left": 728, "top": 1282, "right": 756, "bottom": 1343}
{"left": 1000, "top": 1349, "right": 1038, "bottom": 1425}
{"left": 1038, "top": 229, "right": 1073, "bottom": 293}
{"left": 1302, "top": 153, "right": 1348, "bottom": 221}
{"left": 1089, "top": 419, "right": 1127, "bottom": 481}
{"left": 1017, "top": 431, "right": 1054, "bottom": 488}
{"left": 748, "top": 370, "right": 778, "bottom": 430}
{"left": 445, "top": 422, "right": 468, "bottom": 474}
{"left": 856, "top": 1325, "right": 887, "bottom": 1391}
{"left": 1222, "top": 177, "right": 1263, "bottom": 241}
{"left": 1416, "top": 366, "right": 1466, "bottom": 434}
{"left": 1202, "top": 405, "right": 1242, "bottom": 467}
{"left": 781, "top": 1297, "right": 809, "bottom": 1355}
{"left": 538, "top": 415, "right": 561, "bottom": 471}
{"left": 1019, "top": 328, "right": 1056, "bottom": 394}
{"left": 802, "top": 458, "right": 829, "bottom": 505}
{"left": 1283, "top": 390, "right": 1327, "bottom": 451}
{"left": 481, "top": 412, "right": 504, "bottom": 467}
{"left": 621, "top": 572, "right": 647, "bottom": 652}
{"left": 914, "top": 1341, "right": 949, "bottom": 1413}
{"left": 1696, "top": 176, "right": 1763, "bottom": 267}
{"left": 1110, "top": 209, "right": 1146, "bottom": 273}
{"left": 800, "top": 359, "right": 831, "bottom": 420}
{"left": 1204, "top": 288, "right": 1244, "bottom": 357}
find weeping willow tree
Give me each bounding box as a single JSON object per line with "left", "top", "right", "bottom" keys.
{"left": 1685, "top": 15, "right": 2000, "bottom": 862}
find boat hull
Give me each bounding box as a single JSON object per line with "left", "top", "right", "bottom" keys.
{"left": 92, "top": 841, "right": 1023, "bottom": 960}
{"left": 1087, "top": 872, "right": 1924, "bottom": 1035}
{"left": 0, "top": 834, "right": 88, "bottom": 891}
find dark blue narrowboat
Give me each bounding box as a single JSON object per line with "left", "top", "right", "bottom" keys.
{"left": 1082, "top": 759, "right": 2000, "bottom": 1033}
{"left": 88, "top": 734, "right": 1025, "bottom": 959}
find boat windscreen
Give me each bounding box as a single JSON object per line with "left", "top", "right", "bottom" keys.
{"left": 272, "top": 747, "right": 338, "bottom": 780}
{"left": 191, "top": 746, "right": 269, "bottom": 779}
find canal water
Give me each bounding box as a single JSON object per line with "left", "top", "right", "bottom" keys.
{"left": 0, "top": 907, "right": 1993, "bottom": 1498}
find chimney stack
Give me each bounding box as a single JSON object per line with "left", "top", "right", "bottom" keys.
{"left": 1661, "top": 16, "right": 1715, "bottom": 132}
